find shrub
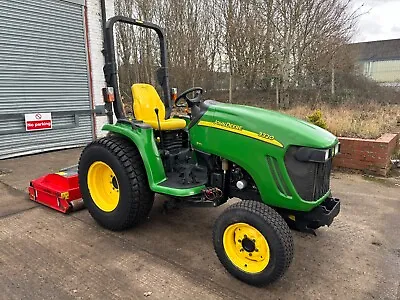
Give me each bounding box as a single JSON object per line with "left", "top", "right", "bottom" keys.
{"left": 307, "top": 109, "right": 328, "bottom": 130}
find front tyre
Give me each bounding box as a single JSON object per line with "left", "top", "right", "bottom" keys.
{"left": 213, "top": 200, "right": 294, "bottom": 286}
{"left": 78, "top": 136, "right": 154, "bottom": 231}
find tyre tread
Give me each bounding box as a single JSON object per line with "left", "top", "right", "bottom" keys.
{"left": 213, "top": 200, "right": 294, "bottom": 285}
{"left": 78, "top": 135, "right": 154, "bottom": 231}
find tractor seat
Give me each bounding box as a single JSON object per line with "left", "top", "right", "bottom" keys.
{"left": 131, "top": 83, "right": 186, "bottom": 131}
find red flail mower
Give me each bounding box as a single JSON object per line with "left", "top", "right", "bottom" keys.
{"left": 28, "top": 165, "right": 84, "bottom": 213}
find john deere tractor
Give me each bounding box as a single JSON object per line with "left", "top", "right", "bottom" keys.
{"left": 78, "top": 16, "right": 340, "bottom": 286}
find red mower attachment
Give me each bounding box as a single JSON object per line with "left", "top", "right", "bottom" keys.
{"left": 28, "top": 165, "right": 84, "bottom": 213}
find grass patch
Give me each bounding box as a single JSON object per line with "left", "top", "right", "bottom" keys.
{"left": 283, "top": 103, "right": 400, "bottom": 139}
{"left": 393, "top": 148, "right": 400, "bottom": 160}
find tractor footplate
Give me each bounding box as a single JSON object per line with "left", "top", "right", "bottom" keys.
{"left": 162, "top": 187, "right": 224, "bottom": 213}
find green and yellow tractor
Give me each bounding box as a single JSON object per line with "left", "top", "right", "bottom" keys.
{"left": 78, "top": 16, "right": 340, "bottom": 286}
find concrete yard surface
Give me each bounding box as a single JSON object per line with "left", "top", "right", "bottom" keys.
{"left": 0, "top": 149, "right": 399, "bottom": 300}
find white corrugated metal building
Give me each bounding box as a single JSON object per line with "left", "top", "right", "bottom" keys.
{"left": 0, "top": 0, "right": 114, "bottom": 159}
{"left": 351, "top": 39, "right": 400, "bottom": 88}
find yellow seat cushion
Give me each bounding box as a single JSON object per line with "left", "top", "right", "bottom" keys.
{"left": 132, "top": 83, "right": 186, "bottom": 130}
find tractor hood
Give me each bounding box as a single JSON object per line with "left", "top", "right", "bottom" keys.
{"left": 202, "top": 101, "right": 338, "bottom": 149}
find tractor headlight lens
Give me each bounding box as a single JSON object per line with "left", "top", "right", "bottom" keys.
{"left": 334, "top": 143, "right": 340, "bottom": 156}
{"left": 324, "top": 149, "right": 330, "bottom": 161}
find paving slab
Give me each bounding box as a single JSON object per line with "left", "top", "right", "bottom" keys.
{"left": 0, "top": 148, "right": 82, "bottom": 192}
{"left": 0, "top": 182, "right": 36, "bottom": 218}
{"left": 0, "top": 208, "right": 237, "bottom": 300}
{"left": 0, "top": 149, "right": 399, "bottom": 299}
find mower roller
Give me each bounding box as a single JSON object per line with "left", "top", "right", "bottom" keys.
{"left": 77, "top": 15, "right": 341, "bottom": 286}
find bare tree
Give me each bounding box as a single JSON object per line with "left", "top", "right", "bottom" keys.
{"left": 115, "top": 0, "right": 360, "bottom": 108}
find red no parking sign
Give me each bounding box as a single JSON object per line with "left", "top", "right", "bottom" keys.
{"left": 25, "top": 113, "right": 52, "bottom": 131}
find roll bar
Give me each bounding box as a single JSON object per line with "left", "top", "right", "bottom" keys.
{"left": 102, "top": 16, "right": 172, "bottom": 120}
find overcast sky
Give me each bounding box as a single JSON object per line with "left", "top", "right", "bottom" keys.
{"left": 352, "top": 0, "right": 400, "bottom": 43}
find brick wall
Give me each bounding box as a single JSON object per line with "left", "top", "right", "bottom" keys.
{"left": 333, "top": 133, "right": 399, "bottom": 176}
{"left": 86, "top": 0, "right": 114, "bottom": 138}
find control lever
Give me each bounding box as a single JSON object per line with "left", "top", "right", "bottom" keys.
{"left": 154, "top": 108, "right": 164, "bottom": 152}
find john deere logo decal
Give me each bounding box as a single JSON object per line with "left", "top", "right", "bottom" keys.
{"left": 214, "top": 120, "right": 243, "bottom": 131}
{"left": 198, "top": 120, "right": 283, "bottom": 148}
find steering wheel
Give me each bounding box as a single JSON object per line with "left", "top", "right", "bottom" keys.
{"left": 175, "top": 87, "right": 203, "bottom": 108}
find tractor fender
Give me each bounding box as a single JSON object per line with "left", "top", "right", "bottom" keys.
{"left": 102, "top": 123, "right": 166, "bottom": 188}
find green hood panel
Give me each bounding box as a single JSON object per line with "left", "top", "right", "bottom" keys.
{"left": 189, "top": 102, "right": 338, "bottom": 211}
{"left": 204, "top": 103, "right": 337, "bottom": 149}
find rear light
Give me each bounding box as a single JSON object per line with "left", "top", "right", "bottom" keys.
{"left": 171, "top": 87, "right": 178, "bottom": 102}
{"left": 102, "top": 87, "right": 115, "bottom": 103}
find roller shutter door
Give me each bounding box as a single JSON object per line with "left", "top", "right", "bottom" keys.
{"left": 0, "top": 0, "right": 93, "bottom": 159}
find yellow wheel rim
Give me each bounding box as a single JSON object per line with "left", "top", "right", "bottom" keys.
{"left": 87, "top": 161, "right": 120, "bottom": 212}
{"left": 223, "top": 223, "right": 270, "bottom": 273}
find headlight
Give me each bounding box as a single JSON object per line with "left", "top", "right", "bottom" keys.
{"left": 334, "top": 143, "right": 340, "bottom": 156}
{"left": 324, "top": 149, "right": 330, "bottom": 161}
{"left": 295, "top": 146, "right": 338, "bottom": 163}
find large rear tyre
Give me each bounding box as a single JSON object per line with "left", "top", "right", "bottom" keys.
{"left": 213, "top": 200, "right": 294, "bottom": 286}
{"left": 78, "top": 136, "right": 154, "bottom": 231}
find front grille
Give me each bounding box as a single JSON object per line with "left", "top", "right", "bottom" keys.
{"left": 284, "top": 146, "right": 332, "bottom": 201}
